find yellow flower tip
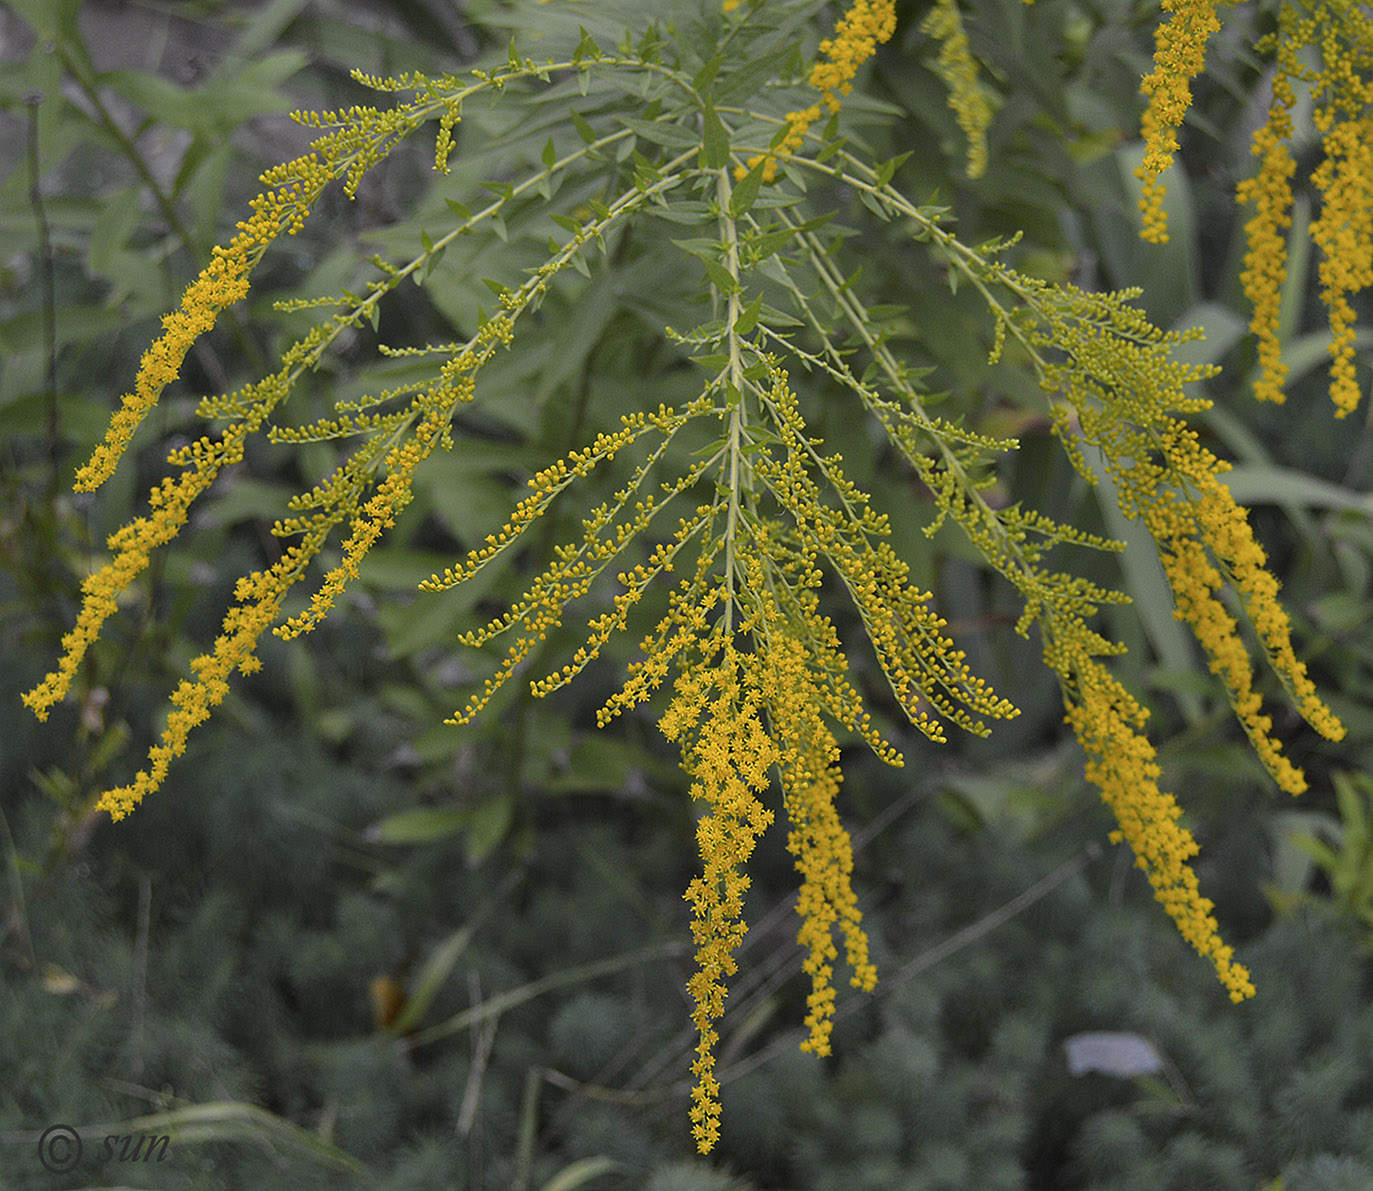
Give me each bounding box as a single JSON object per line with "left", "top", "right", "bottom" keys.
{"left": 922, "top": 0, "right": 991, "bottom": 178}
{"left": 1226, "top": 967, "right": 1257, "bottom": 1002}
{"left": 21, "top": 683, "right": 58, "bottom": 722}
{"left": 96, "top": 786, "right": 140, "bottom": 822}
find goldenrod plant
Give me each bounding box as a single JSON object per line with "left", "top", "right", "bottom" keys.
{"left": 19, "top": 0, "right": 1357, "bottom": 1152}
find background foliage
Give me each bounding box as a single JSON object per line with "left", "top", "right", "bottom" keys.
{"left": 1, "top": 0, "right": 1371, "bottom": 1187}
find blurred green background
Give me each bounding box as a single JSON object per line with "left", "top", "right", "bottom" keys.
{"left": 2, "top": 1, "right": 1372, "bottom": 1187}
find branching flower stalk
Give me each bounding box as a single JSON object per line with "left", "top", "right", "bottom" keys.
{"left": 25, "top": 0, "right": 1347, "bottom": 1152}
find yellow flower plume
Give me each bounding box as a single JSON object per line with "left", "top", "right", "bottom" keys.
{"left": 74, "top": 154, "right": 329, "bottom": 492}
{"left": 738, "top": 0, "right": 898, "bottom": 181}
{"left": 1135, "top": 0, "right": 1221, "bottom": 244}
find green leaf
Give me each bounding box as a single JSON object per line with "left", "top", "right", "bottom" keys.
{"left": 616, "top": 115, "right": 698, "bottom": 149}
{"left": 1223, "top": 466, "right": 1373, "bottom": 514}
{"left": 698, "top": 254, "right": 737, "bottom": 293}
{"left": 570, "top": 107, "right": 595, "bottom": 144}
{"left": 867, "top": 296, "right": 913, "bottom": 318}
{"left": 369, "top": 807, "right": 466, "bottom": 845}
{"left": 573, "top": 26, "right": 601, "bottom": 63}
{"left": 541, "top": 1158, "right": 623, "bottom": 1191}
{"left": 7, "top": 0, "right": 79, "bottom": 42}
{"left": 712, "top": 42, "right": 795, "bottom": 104}
{"left": 541, "top": 135, "right": 557, "bottom": 169}
{"left": 101, "top": 70, "right": 193, "bottom": 127}
{"left": 875, "top": 151, "right": 913, "bottom": 188}
{"left": 858, "top": 188, "right": 892, "bottom": 221}
{"left": 464, "top": 794, "right": 513, "bottom": 865}
{"left": 104, "top": 1103, "right": 364, "bottom": 1174}
{"left": 746, "top": 226, "right": 796, "bottom": 261}
{"left": 733, "top": 293, "right": 764, "bottom": 335}
{"left": 388, "top": 923, "right": 478, "bottom": 1035}
{"left": 700, "top": 98, "right": 729, "bottom": 169}
{"left": 728, "top": 160, "right": 765, "bottom": 219}
{"left": 693, "top": 53, "right": 723, "bottom": 91}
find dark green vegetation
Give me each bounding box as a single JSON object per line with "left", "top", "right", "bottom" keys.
{"left": 3, "top": 0, "right": 1372, "bottom": 1187}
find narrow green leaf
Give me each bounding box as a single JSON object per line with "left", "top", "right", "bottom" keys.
{"left": 464, "top": 794, "right": 513, "bottom": 865}
{"left": 693, "top": 53, "right": 722, "bottom": 91}
{"left": 425, "top": 246, "right": 447, "bottom": 283}
{"left": 370, "top": 807, "right": 466, "bottom": 844}
{"left": 733, "top": 293, "right": 764, "bottom": 335}
{"left": 858, "top": 188, "right": 891, "bottom": 220}
{"left": 874, "top": 151, "right": 913, "bottom": 188}
{"left": 728, "top": 160, "right": 765, "bottom": 219}
{"left": 570, "top": 108, "right": 595, "bottom": 144}
{"left": 713, "top": 43, "right": 795, "bottom": 104}
{"left": 541, "top": 136, "right": 557, "bottom": 169}
{"left": 388, "top": 923, "right": 478, "bottom": 1035}
{"left": 701, "top": 98, "right": 729, "bottom": 169}
{"left": 541, "top": 1157, "right": 623, "bottom": 1191}
{"left": 693, "top": 353, "right": 731, "bottom": 370}
{"left": 574, "top": 26, "right": 601, "bottom": 62}
{"left": 616, "top": 115, "right": 697, "bottom": 149}
{"left": 746, "top": 226, "right": 795, "bottom": 261}
{"left": 698, "top": 254, "right": 737, "bottom": 293}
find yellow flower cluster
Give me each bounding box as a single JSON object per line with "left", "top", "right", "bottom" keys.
{"left": 739, "top": 0, "right": 897, "bottom": 181}
{"left": 74, "top": 154, "right": 330, "bottom": 492}
{"left": 638, "top": 531, "right": 889, "bottom": 1151}
{"left": 755, "top": 363, "right": 1020, "bottom": 745}
{"left": 599, "top": 511, "right": 728, "bottom": 729}
{"left": 1054, "top": 641, "right": 1256, "bottom": 1001}
{"left": 1235, "top": 15, "right": 1300, "bottom": 407}
{"left": 1004, "top": 280, "right": 1344, "bottom": 995}
{"left": 277, "top": 356, "right": 483, "bottom": 642}
{"left": 1233, "top": 1, "right": 1370, "bottom": 415}
{"left": 443, "top": 346, "right": 1010, "bottom": 1151}
{"left": 1135, "top": 0, "right": 1220, "bottom": 243}
{"left": 1038, "top": 287, "right": 1345, "bottom": 790}
{"left": 746, "top": 557, "right": 876, "bottom": 1056}
{"left": 1308, "top": 3, "right": 1373, "bottom": 419}
{"left": 920, "top": 0, "right": 992, "bottom": 179}
{"left": 432, "top": 405, "right": 700, "bottom": 725}
{"left": 1139, "top": 434, "right": 1345, "bottom": 794}
{"left": 662, "top": 638, "right": 778, "bottom": 1154}
{"left": 22, "top": 379, "right": 284, "bottom": 726}
{"left": 95, "top": 523, "right": 331, "bottom": 821}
